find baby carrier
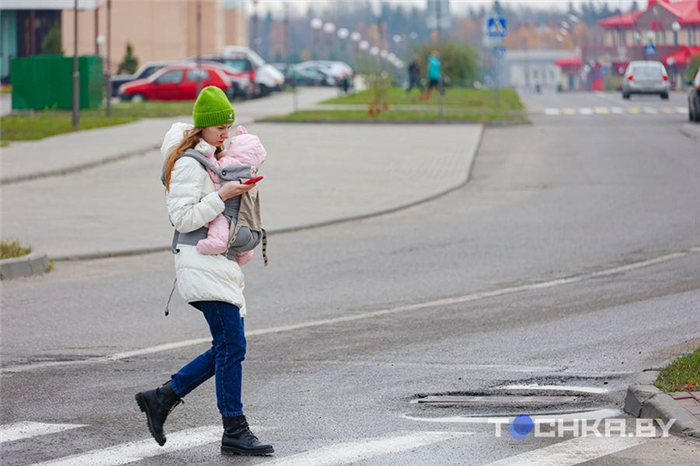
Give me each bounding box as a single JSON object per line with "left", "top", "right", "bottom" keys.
{"left": 163, "top": 148, "right": 268, "bottom": 266}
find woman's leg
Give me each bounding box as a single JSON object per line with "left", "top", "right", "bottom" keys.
{"left": 197, "top": 301, "right": 247, "bottom": 417}
{"left": 169, "top": 301, "right": 217, "bottom": 398}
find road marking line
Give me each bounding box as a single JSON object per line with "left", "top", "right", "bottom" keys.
{"left": 561, "top": 108, "right": 576, "bottom": 115}
{"left": 610, "top": 107, "right": 625, "bottom": 114}
{"left": 643, "top": 107, "right": 658, "bottom": 114}
{"left": 628, "top": 107, "right": 642, "bottom": 114}
{"left": 483, "top": 435, "right": 650, "bottom": 466}
{"left": 676, "top": 107, "right": 688, "bottom": 113}
{"left": 28, "top": 425, "right": 238, "bottom": 466}
{"left": 403, "top": 409, "right": 624, "bottom": 425}
{"left": 593, "top": 107, "right": 610, "bottom": 115}
{"left": 3, "top": 249, "right": 697, "bottom": 374}
{"left": 262, "top": 431, "right": 470, "bottom": 466}
{"left": 1, "top": 422, "right": 87, "bottom": 443}
{"left": 544, "top": 108, "right": 561, "bottom": 116}
{"left": 496, "top": 384, "right": 610, "bottom": 394}
{"left": 578, "top": 107, "right": 593, "bottom": 115}
{"left": 660, "top": 107, "right": 674, "bottom": 114}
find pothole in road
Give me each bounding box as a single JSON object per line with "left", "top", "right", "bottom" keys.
{"left": 410, "top": 379, "right": 618, "bottom": 417}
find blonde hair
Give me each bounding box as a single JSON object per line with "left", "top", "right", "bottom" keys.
{"left": 163, "top": 127, "right": 223, "bottom": 191}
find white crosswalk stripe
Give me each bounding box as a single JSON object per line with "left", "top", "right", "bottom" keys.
{"left": 262, "top": 431, "right": 471, "bottom": 466}
{"left": 28, "top": 426, "right": 225, "bottom": 466}
{"left": 0, "top": 422, "right": 87, "bottom": 443}
{"left": 484, "top": 435, "right": 650, "bottom": 466}
{"left": 23, "top": 428, "right": 467, "bottom": 466}
{"left": 535, "top": 106, "right": 685, "bottom": 117}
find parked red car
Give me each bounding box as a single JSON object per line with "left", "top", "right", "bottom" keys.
{"left": 118, "top": 64, "right": 233, "bottom": 102}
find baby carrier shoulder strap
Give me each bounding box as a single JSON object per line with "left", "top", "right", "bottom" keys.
{"left": 160, "top": 149, "right": 255, "bottom": 186}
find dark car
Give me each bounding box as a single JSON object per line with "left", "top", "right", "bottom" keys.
{"left": 688, "top": 69, "right": 700, "bottom": 123}
{"left": 271, "top": 64, "right": 328, "bottom": 87}
{"left": 119, "top": 64, "right": 233, "bottom": 102}
{"left": 110, "top": 61, "right": 175, "bottom": 96}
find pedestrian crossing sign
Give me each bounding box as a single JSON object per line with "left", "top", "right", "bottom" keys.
{"left": 487, "top": 17, "right": 508, "bottom": 37}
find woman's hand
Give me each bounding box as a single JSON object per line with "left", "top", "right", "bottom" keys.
{"left": 218, "top": 181, "right": 255, "bottom": 201}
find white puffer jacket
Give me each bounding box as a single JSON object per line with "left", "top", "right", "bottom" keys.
{"left": 161, "top": 123, "right": 247, "bottom": 316}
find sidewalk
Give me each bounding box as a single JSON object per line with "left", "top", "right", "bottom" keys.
{"left": 1, "top": 121, "right": 483, "bottom": 260}
{"left": 1, "top": 88, "right": 338, "bottom": 184}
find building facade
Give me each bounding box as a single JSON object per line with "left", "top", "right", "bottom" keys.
{"left": 62, "top": 0, "right": 248, "bottom": 74}
{"left": 557, "top": 0, "right": 700, "bottom": 90}
{"left": 0, "top": 0, "right": 248, "bottom": 82}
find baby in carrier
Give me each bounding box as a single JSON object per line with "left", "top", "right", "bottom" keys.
{"left": 196, "top": 125, "right": 267, "bottom": 265}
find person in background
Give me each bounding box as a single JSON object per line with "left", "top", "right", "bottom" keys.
{"left": 425, "top": 51, "right": 443, "bottom": 99}
{"left": 406, "top": 55, "right": 423, "bottom": 95}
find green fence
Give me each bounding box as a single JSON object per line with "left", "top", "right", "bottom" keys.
{"left": 11, "top": 55, "right": 103, "bottom": 110}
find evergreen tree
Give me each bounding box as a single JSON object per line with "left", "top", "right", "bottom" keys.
{"left": 118, "top": 43, "right": 138, "bottom": 74}
{"left": 41, "top": 23, "right": 63, "bottom": 55}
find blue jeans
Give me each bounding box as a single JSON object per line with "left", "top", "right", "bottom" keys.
{"left": 170, "top": 301, "right": 246, "bottom": 417}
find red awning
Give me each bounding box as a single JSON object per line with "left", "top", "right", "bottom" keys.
{"left": 555, "top": 55, "right": 582, "bottom": 71}
{"left": 662, "top": 46, "right": 700, "bottom": 67}
{"left": 598, "top": 11, "right": 644, "bottom": 29}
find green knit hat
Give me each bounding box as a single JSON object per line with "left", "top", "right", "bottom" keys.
{"left": 193, "top": 86, "right": 235, "bottom": 127}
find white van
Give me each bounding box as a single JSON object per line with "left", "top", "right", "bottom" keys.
{"left": 222, "top": 46, "right": 285, "bottom": 97}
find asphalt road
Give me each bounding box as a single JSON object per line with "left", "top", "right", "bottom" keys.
{"left": 2, "top": 91, "right": 699, "bottom": 465}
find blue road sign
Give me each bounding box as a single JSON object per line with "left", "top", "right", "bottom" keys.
{"left": 487, "top": 17, "right": 508, "bottom": 38}
{"left": 492, "top": 46, "right": 507, "bottom": 58}
{"left": 643, "top": 43, "right": 656, "bottom": 57}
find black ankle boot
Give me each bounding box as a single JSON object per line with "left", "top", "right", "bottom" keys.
{"left": 135, "top": 380, "right": 183, "bottom": 446}
{"left": 221, "top": 415, "right": 274, "bottom": 456}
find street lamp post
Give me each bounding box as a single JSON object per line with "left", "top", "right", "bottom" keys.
{"left": 285, "top": 2, "right": 298, "bottom": 112}
{"left": 672, "top": 21, "right": 681, "bottom": 47}
{"left": 72, "top": 0, "right": 80, "bottom": 129}
{"left": 196, "top": 0, "right": 202, "bottom": 96}
{"left": 437, "top": 0, "right": 443, "bottom": 120}
{"left": 105, "top": 0, "right": 112, "bottom": 116}
{"left": 310, "top": 18, "right": 323, "bottom": 60}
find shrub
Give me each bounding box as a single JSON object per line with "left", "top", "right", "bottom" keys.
{"left": 0, "top": 240, "right": 33, "bottom": 259}
{"left": 119, "top": 42, "right": 139, "bottom": 74}
{"left": 413, "top": 41, "right": 479, "bottom": 87}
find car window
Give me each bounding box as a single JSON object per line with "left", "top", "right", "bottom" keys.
{"left": 186, "top": 69, "right": 210, "bottom": 82}
{"left": 224, "top": 59, "right": 251, "bottom": 72}
{"left": 139, "top": 66, "right": 158, "bottom": 79}
{"left": 156, "top": 70, "right": 183, "bottom": 84}
{"left": 632, "top": 66, "right": 663, "bottom": 78}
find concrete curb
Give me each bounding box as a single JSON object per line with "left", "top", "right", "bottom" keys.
{"left": 51, "top": 126, "right": 485, "bottom": 262}
{"left": 624, "top": 370, "right": 700, "bottom": 438}
{"left": 0, "top": 144, "right": 158, "bottom": 186}
{"left": 256, "top": 118, "right": 530, "bottom": 127}
{"left": 0, "top": 251, "right": 51, "bottom": 280}
{"left": 679, "top": 123, "right": 700, "bottom": 142}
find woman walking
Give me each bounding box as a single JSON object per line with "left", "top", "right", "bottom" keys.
{"left": 135, "top": 86, "right": 273, "bottom": 456}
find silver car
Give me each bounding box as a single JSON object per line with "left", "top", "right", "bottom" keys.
{"left": 622, "top": 61, "right": 669, "bottom": 100}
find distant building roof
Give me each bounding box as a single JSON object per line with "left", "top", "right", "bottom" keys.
{"left": 598, "top": 11, "right": 645, "bottom": 29}
{"left": 598, "top": 1, "right": 700, "bottom": 29}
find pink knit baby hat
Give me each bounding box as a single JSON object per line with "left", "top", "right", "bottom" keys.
{"left": 226, "top": 125, "right": 267, "bottom": 166}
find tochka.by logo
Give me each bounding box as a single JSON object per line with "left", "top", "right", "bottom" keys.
{"left": 489, "top": 415, "right": 676, "bottom": 439}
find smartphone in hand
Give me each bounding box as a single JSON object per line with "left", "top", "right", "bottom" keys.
{"left": 244, "top": 176, "right": 264, "bottom": 185}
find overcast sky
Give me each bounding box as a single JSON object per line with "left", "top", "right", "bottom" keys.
{"left": 256, "top": 0, "right": 638, "bottom": 15}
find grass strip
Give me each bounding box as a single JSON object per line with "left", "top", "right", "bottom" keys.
{"left": 655, "top": 347, "right": 700, "bottom": 392}
{"left": 1, "top": 240, "right": 33, "bottom": 259}
{"left": 0, "top": 101, "right": 193, "bottom": 141}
